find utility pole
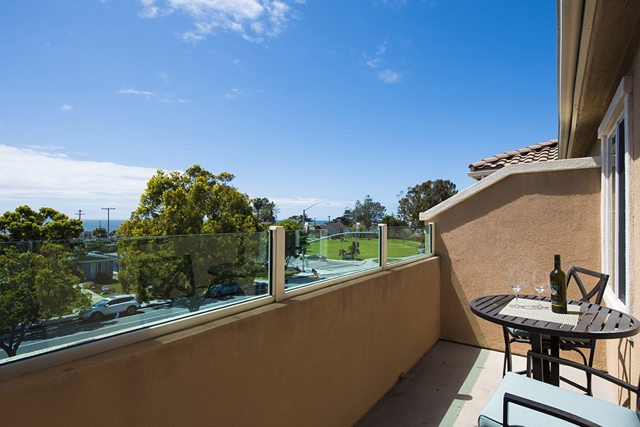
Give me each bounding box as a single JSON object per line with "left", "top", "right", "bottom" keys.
{"left": 102, "top": 207, "right": 116, "bottom": 237}
{"left": 77, "top": 210, "right": 85, "bottom": 238}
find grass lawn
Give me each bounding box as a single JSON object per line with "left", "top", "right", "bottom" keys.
{"left": 306, "top": 237, "right": 422, "bottom": 261}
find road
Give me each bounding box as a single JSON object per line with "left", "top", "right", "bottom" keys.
{"left": 1, "top": 257, "right": 382, "bottom": 362}
{"left": 0, "top": 294, "right": 245, "bottom": 362}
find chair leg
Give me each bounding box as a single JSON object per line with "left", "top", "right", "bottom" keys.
{"left": 561, "top": 346, "right": 593, "bottom": 396}
{"left": 502, "top": 326, "right": 513, "bottom": 377}
{"left": 585, "top": 342, "right": 597, "bottom": 396}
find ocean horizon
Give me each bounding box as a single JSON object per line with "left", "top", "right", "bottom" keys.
{"left": 82, "top": 219, "right": 126, "bottom": 232}
{"left": 81, "top": 218, "right": 327, "bottom": 232}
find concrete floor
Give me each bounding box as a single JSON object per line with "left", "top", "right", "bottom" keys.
{"left": 355, "top": 340, "right": 616, "bottom": 427}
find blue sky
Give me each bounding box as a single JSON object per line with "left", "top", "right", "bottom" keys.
{"left": 0, "top": 0, "right": 557, "bottom": 221}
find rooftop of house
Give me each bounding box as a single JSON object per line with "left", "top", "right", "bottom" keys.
{"left": 468, "top": 139, "right": 558, "bottom": 180}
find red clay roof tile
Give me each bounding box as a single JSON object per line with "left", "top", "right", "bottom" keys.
{"left": 469, "top": 139, "right": 558, "bottom": 173}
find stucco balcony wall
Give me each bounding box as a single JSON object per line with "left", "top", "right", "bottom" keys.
{"left": 0, "top": 257, "right": 440, "bottom": 427}
{"left": 421, "top": 159, "right": 603, "bottom": 364}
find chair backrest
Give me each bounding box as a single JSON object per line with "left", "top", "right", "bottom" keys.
{"left": 566, "top": 265, "right": 609, "bottom": 304}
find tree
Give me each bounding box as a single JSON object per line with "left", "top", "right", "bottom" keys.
{"left": 397, "top": 179, "right": 458, "bottom": 226}
{"left": 332, "top": 214, "right": 353, "bottom": 227}
{"left": 0, "top": 206, "right": 89, "bottom": 356}
{"left": 276, "top": 218, "right": 304, "bottom": 267}
{"left": 92, "top": 227, "right": 107, "bottom": 238}
{"left": 349, "top": 195, "right": 387, "bottom": 228}
{"left": 119, "top": 165, "right": 257, "bottom": 237}
{"left": 251, "top": 197, "right": 280, "bottom": 225}
{"left": 0, "top": 248, "right": 39, "bottom": 357}
{"left": 287, "top": 215, "right": 303, "bottom": 225}
{"left": 117, "top": 165, "right": 266, "bottom": 306}
{"left": 34, "top": 243, "right": 89, "bottom": 321}
{"left": 0, "top": 243, "right": 89, "bottom": 357}
{"left": 380, "top": 214, "right": 407, "bottom": 227}
{"left": 0, "top": 205, "right": 83, "bottom": 242}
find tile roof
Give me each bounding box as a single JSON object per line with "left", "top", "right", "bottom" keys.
{"left": 469, "top": 139, "right": 558, "bottom": 174}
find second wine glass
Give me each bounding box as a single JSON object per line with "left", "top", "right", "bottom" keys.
{"left": 532, "top": 270, "right": 548, "bottom": 309}
{"left": 508, "top": 268, "right": 524, "bottom": 308}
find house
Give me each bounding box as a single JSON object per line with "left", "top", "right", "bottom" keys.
{"left": 1, "top": 2, "right": 639, "bottom": 426}
{"left": 468, "top": 139, "right": 558, "bottom": 181}
{"left": 314, "top": 221, "right": 350, "bottom": 236}
{"left": 420, "top": 0, "right": 640, "bottom": 401}
{"left": 77, "top": 252, "right": 117, "bottom": 282}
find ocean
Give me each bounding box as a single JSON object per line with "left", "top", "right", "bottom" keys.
{"left": 82, "top": 219, "right": 126, "bottom": 233}
{"left": 81, "top": 218, "right": 327, "bottom": 232}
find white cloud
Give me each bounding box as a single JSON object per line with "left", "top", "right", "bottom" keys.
{"left": 117, "top": 88, "right": 187, "bottom": 104}
{"left": 365, "top": 42, "right": 388, "bottom": 69}
{"left": 366, "top": 58, "right": 381, "bottom": 68}
{"left": 118, "top": 88, "right": 157, "bottom": 96}
{"left": 60, "top": 104, "right": 73, "bottom": 111}
{"left": 0, "top": 144, "right": 157, "bottom": 219}
{"left": 377, "top": 69, "right": 401, "bottom": 84}
{"left": 224, "top": 88, "right": 243, "bottom": 99}
{"left": 139, "top": 0, "right": 299, "bottom": 44}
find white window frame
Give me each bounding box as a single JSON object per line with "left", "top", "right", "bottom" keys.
{"left": 599, "top": 76, "right": 633, "bottom": 312}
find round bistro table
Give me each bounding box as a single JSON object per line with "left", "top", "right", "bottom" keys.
{"left": 470, "top": 294, "right": 640, "bottom": 385}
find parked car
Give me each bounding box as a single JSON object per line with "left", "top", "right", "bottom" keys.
{"left": 79, "top": 294, "right": 140, "bottom": 322}
{"left": 307, "top": 254, "right": 327, "bottom": 261}
{"left": 204, "top": 282, "right": 243, "bottom": 299}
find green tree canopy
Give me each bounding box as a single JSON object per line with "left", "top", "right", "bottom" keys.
{"left": 347, "top": 195, "right": 387, "bottom": 228}
{"left": 0, "top": 206, "right": 89, "bottom": 357}
{"left": 380, "top": 214, "right": 408, "bottom": 227}
{"left": 0, "top": 243, "right": 89, "bottom": 357}
{"left": 0, "top": 206, "right": 83, "bottom": 242}
{"left": 119, "top": 165, "right": 257, "bottom": 237}
{"left": 276, "top": 218, "right": 303, "bottom": 266}
{"left": 251, "top": 197, "right": 280, "bottom": 225}
{"left": 116, "top": 166, "right": 266, "bottom": 306}
{"left": 397, "top": 179, "right": 458, "bottom": 226}
{"left": 0, "top": 247, "right": 39, "bottom": 357}
{"left": 92, "top": 227, "right": 108, "bottom": 238}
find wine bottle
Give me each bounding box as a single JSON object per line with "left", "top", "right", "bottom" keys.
{"left": 550, "top": 254, "right": 567, "bottom": 314}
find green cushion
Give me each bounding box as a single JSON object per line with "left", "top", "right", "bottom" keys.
{"left": 478, "top": 372, "right": 640, "bottom": 427}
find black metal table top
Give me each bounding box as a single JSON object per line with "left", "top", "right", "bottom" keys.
{"left": 470, "top": 294, "right": 640, "bottom": 340}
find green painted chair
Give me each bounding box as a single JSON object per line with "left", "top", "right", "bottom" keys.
{"left": 479, "top": 351, "right": 640, "bottom": 427}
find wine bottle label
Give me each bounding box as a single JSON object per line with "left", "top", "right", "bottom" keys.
{"left": 550, "top": 282, "right": 559, "bottom": 296}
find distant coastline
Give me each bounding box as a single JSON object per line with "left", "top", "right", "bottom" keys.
{"left": 81, "top": 218, "right": 328, "bottom": 233}
{"left": 82, "top": 219, "right": 126, "bottom": 232}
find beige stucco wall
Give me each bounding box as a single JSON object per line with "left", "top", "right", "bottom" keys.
{"left": 0, "top": 258, "right": 440, "bottom": 427}
{"left": 605, "top": 37, "right": 640, "bottom": 408}
{"left": 424, "top": 167, "right": 603, "bottom": 364}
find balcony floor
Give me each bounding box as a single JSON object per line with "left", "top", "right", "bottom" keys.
{"left": 355, "top": 340, "right": 616, "bottom": 427}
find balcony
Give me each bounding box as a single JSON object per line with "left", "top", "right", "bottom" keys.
{"left": 356, "top": 340, "right": 618, "bottom": 426}
{"left": 0, "top": 158, "right": 636, "bottom": 427}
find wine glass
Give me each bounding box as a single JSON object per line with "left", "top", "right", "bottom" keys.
{"left": 508, "top": 268, "right": 524, "bottom": 308}
{"left": 532, "top": 270, "right": 548, "bottom": 309}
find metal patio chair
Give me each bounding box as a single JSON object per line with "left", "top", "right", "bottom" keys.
{"left": 480, "top": 351, "right": 640, "bottom": 427}
{"left": 502, "top": 265, "right": 609, "bottom": 395}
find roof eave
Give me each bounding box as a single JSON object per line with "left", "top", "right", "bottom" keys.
{"left": 558, "top": 0, "right": 596, "bottom": 159}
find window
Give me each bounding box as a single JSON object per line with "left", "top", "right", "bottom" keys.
{"left": 599, "top": 77, "right": 633, "bottom": 307}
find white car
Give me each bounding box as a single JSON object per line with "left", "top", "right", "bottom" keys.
{"left": 79, "top": 294, "right": 140, "bottom": 321}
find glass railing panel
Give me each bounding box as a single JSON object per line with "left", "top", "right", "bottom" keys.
{"left": 0, "top": 232, "right": 268, "bottom": 363}
{"left": 386, "top": 226, "right": 427, "bottom": 265}
{"left": 284, "top": 227, "right": 381, "bottom": 291}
